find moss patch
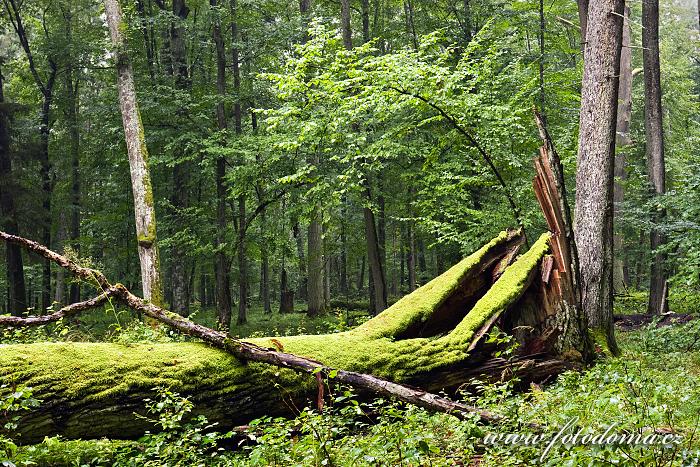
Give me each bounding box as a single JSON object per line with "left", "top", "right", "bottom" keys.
{"left": 0, "top": 232, "right": 552, "bottom": 428}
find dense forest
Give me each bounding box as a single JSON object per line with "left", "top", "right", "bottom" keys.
{"left": 2, "top": 0, "right": 700, "bottom": 465}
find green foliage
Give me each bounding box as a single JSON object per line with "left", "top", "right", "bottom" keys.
{"left": 115, "top": 388, "right": 230, "bottom": 466}
{"left": 0, "top": 385, "right": 40, "bottom": 465}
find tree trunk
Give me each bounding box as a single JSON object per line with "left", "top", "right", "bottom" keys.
{"left": 231, "top": 0, "right": 247, "bottom": 325}
{"left": 365, "top": 201, "right": 387, "bottom": 313}
{"left": 574, "top": 0, "right": 624, "bottom": 355}
{"left": 576, "top": 0, "right": 589, "bottom": 46}
{"left": 0, "top": 64, "right": 27, "bottom": 315}
{"left": 211, "top": 0, "right": 233, "bottom": 329}
{"left": 293, "top": 221, "right": 307, "bottom": 301}
{"left": 169, "top": 0, "right": 191, "bottom": 317}
{"left": 237, "top": 195, "right": 248, "bottom": 325}
{"left": 340, "top": 0, "right": 353, "bottom": 49}
{"left": 613, "top": 5, "right": 632, "bottom": 294}
{"left": 361, "top": 0, "right": 370, "bottom": 43}
{"left": 307, "top": 204, "right": 324, "bottom": 316}
{"left": 642, "top": 0, "right": 668, "bottom": 315}
{"left": 66, "top": 39, "right": 82, "bottom": 305}
{"left": 1, "top": 229, "right": 582, "bottom": 443}
{"left": 105, "top": 0, "right": 164, "bottom": 306}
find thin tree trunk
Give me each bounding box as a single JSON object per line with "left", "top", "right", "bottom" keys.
{"left": 361, "top": 0, "right": 370, "bottom": 43}
{"left": 574, "top": 0, "right": 624, "bottom": 355}
{"left": 293, "top": 221, "right": 307, "bottom": 300}
{"left": 66, "top": 57, "right": 81, "bottom": 305}
{"left": 104, "top": 0, "right": 164, "bottom": 306}
{"left": 0, "top": 66, "right": 27, "bottom": 315}
{"left": 642, "top": 0, "right": 668, "bottom": 314}
{"left": 613, "top": 5, "right": 632, "bottom": 294}
{"left": 403, "top": 0, "right": 418, "bottom": 50}
{"left": 135, "top": 0, "right": 155, "bottom": 81}
{"left": 211, "top": 0, "right": 232, "bottom": 329}
{"left": 576, "top": 0, "right": 589, "bottom": 47}
{"left": 169, "top": 0, "right": 191, "bottom": 316}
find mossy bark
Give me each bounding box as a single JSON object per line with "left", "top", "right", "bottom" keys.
{"left": 1, "top": 231, "right": 578, "bottom": 443}
{"left": 104, "top": 0, "right": 164, "bottom": 307}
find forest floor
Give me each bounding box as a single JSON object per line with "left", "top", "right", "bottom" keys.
{"left": 4, "top": 292, "right": 700, "bottom": 466}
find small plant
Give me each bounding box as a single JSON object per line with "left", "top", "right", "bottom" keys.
{"left": 116, "top": 387, "right": 230, "bottom": 466}
{"left": 0, "top": 385, "right": 40, "bottom": 466}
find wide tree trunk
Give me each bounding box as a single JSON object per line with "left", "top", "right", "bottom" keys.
{"left": 613, "top": 5, "right": 632, "bottom": 294}
{"left": 0, "top": 67, "right": 27, "bottom": 315}
{"left": 105, "top": 0, "right": 164, "bottom": 306}
{"left": 2, "top": 230, "right": 583, "bottom": 443}
{"left": 574, "top": 0, "right": 624, "bottom": 356}
{"left": 642, "top": 0, "right": 668, "bottom": 315}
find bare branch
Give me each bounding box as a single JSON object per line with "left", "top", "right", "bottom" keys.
{"left": 0, "top": 289, "right": 116, "bottom": 326}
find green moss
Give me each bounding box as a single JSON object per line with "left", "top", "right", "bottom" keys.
{"left": 0, "top": 232, "right": 552, "bottom": 419}
{"left": 348, "top": 230, "right": 514, "bottom": 340}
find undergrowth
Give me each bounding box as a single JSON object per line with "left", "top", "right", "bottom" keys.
{"left": 3, "top": 295, "right": 700, "bottom": 466}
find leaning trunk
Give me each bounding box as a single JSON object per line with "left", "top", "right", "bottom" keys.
{"left": 104, "top": 0, "right": 164, "bottom": 306}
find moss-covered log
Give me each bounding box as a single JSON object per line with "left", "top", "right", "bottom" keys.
{"left": 0, "top": 231, "right": 580, "bottom": 443}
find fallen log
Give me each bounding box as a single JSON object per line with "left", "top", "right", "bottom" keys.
{"left": 0, "top": 229, "right": 577, "bottom": 443}
{"left": 614, "top": 312, "right": 695, "bottom": 331}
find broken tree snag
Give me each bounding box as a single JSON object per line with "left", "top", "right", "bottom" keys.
{"left": 529, "top": 110, "right": 592, "bottom": 361}
{"left": 0, "top": 229, "right": 565, "bottom": 442}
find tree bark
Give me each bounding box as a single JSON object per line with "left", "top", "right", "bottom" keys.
{"left": 169, "top": 0, "right": 191, "bottom": 316}
{"left": 307, "top": 203, "right": 324, "bottom": 316}
{"left": 211, "top": 0, "right": 233, "bottom": 329}
{"left": 574, "top": 0, "right": 624, "bottom": 355}
{"left": 642, "top": 0, "right": 668, "bottom": 315}
{"left": 104, "top": 0, "right": 164, "bottom": 306}
{"left": 576, "top": 0, "right": 588, "bottom": 46}
{"left": 0, "top": 66, "right": 27, "bottom": 314}
{"left": 65, "top": 19, "right": 82, "bottom": 305}
{"left": 340, "top": 0, "right": 353, "bottom": 49}
{"left": 613, "top": 5, "right": 632, "bottom": 294}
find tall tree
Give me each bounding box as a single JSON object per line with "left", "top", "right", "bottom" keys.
{"left": 62, "top": 4, "right": 82, "bottom": 305}
{"left": 211, "top": 0, "right": 233, "bottom": 329}
{"left": 642, "top": 0, "right": 668, "bottom": 314}
{"left": 340, "top": 0, "right": 387, "bottom": 313}
{"left": 104, "top": 0, "right": 164, "bottom": 305}
{"left": 574, "top": 0, "right": 625, "bottom": 355}
{"left": 169, "top": 0, "right": 191, "bottom": 316}
{"left": 0, "top": 61, "right": 27, "bottom": 315}
{"left": 301, "top": 0, "right": 325, "bottom": 317}
{"left": 613, "top": 5, "right": 633, "bottom": 293}
{"left": 231, "top": 0, "right": 248, "bottom": 325}
{"left": 3, "top": 0, "right": 57, "bottom": 311}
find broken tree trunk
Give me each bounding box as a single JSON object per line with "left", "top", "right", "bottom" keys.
{"left": 0, "top": 228, "right": 577, "bottom": 443}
